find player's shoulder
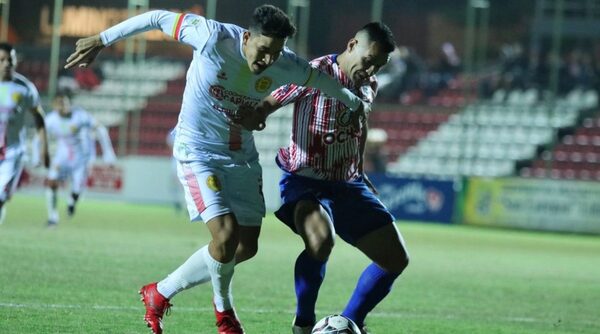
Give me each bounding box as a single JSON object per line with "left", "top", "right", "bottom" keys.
{"left": 309, "top": 54, "right": 336, "bottom": 71}
{"left": 212, "top": 21, "right": 244, "bottom": 40}
{"left": 12, "top": 72, "right": 39, "bottom": 94}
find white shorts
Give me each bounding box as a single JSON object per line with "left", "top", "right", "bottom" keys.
{"left": 47, "top": 158, "right": 89, "bottom": 194}
{"left": 176, "top": 159, "right": 265, "bottom": 226}
{"left": 0, "top": 152, "right": 25, "bottom": 202}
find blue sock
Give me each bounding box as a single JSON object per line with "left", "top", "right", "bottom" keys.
{"left": 294, "top": 250, "right": 327, "bottom": 327}
{"left": 342, "top": 263, "right": 400, "bottom": 327}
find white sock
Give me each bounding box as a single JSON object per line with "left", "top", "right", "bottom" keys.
{"left": 205, "top": 248, "right": 236, "bottom": 312}
{"left": 46, "top": 189, "right": 59, "bottom": 223}
{"left": 157, "top": 245, "right": 212, "bottom": 299}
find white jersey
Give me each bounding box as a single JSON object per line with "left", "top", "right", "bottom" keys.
{"left": 100, "top": 10, "right": 361, "bottom": 163}
{"left": 0, "top": 73, "right": 40, "bottom": 160}
{"left": 45, "top": 108, "right": 96, "bottom": 165}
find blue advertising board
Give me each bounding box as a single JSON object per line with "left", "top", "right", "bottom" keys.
{"left": 368, "top": 174, "right": 457, "bottom": 223}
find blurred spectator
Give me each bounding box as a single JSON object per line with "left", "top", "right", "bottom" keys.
{"left": 73, "top": 64, "right": 103, "bottom": 90}
{"left": 377, "top": 46, "right": 425, "bottom": 103}
{"left": 364, "top": 128, "right": 388, "bottom": 174}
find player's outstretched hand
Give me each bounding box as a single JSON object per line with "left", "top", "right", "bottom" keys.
{"left": 65, "top": 35, "right": 104, "bottom": 69}
{"left": 232, "top": 105, "right": 267, "bottom": 131}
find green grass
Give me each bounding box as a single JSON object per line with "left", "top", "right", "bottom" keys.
{"left": 1, "top": 195, "right": 599, "bottom": 334}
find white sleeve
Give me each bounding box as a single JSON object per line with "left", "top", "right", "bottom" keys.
{"left": 100, "top": 10, "right": 212, "bottom": 51}
{"left": 304, "top": 68, "right": 361, "bottom": 111}
{"left": 283, "top": 52, "right": 361, "bottom": 111}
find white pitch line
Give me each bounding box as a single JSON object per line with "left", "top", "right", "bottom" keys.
{"left": 0, "top": 302, "right": 592, "bottom": 327}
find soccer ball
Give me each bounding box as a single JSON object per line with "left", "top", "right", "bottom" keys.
{"left": 311, "top": 314, "right": 361, "bottom": 334}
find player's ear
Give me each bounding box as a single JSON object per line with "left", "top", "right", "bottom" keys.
{"left": 347, "top": 38, "right": 358, "bottom": 52}
{"left": 243, "top": 31, "right": 251, "bottom": 45}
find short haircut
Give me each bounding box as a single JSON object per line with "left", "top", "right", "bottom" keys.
{"left": 0, "top": 42, "right": 14, "bottom": 54}
{"left": 55, "top": 90, "right": 73, "bottom": 100}
{"left": 249, "top": 4, "right": 296, "bottom": 39}
{"left": 359, "top": 22, "right": 396, "bottom": 53}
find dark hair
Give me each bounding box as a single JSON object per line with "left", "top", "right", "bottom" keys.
{"left": 55, "top": 90, "right": 73, "bottom": 100}
{"left": 249, "top": 4, "right": 296, "bottom": 39}
{"left": 359, "top": 22, "right": 396, "bottom": 53}
{"left": 0, "top": 42, "right": 14, "bottom": 54}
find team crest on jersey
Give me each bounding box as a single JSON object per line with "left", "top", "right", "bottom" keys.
{"left": 206, "top": 175, "right": 222, "bottom": 192}
{"left": 11, "top": 92, "right": 22, "bottom": 104}
{"left": 254, "top": 77, "right": 273, "bottom": 93}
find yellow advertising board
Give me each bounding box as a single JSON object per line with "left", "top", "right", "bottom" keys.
{"left": 463, "top": 177, "right": 600, "bottom": 234}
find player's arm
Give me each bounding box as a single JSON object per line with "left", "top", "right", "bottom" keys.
{"left": 65, "top": 10, "right": 209, "bottom": 69}
{"left": 29, "top": 106, "right": 50, "bottom": 168}
{"left": 92, "top": 121, "right": 117, "bottom": 164}
{"left": 359, "top": 118, "right": 378, "bottom": 194}
{"left": 303, "top": 67, "right": 371, "bottom": 127}
{"left": 233, "top": 95, "right": 281, "bottom": 131}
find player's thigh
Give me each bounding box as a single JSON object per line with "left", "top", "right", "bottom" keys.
{"left": 226, "top": 160, "right": 265, "bottom": 227}
{"left": 0, "top": 155, "right": 24, "bottom": 201}
{"left": 355, "top": 223, "right": 409, "bottom": 274}
{"left": 176, "top": 160, "right": 231, "bottom": 223}
{"left": 70, "top": 163, "right": 89, "bottom": 193}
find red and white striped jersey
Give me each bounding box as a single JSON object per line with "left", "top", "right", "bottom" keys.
{"left": 272, "top": 54, "right": 377, "bottom": 181}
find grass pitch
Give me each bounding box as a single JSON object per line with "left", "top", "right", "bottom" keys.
{"left": 1, "top": 195, "right": 599, "bottom": 333}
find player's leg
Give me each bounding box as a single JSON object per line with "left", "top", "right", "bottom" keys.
{"left": 274, "top": 172, "right": 335, "bottom": 332}
{"left": 45, "top": 180, "right": 60, "bottom": 225}
{"left": 0, "top": 154, "right": 25, "bottom": 225}
{"left": 336, "top": 185, "right": 409, "bottom": 330}
{"left": 235, "top": 225, "right": 261, "bottom": 263}
{"left": 67, "top": 163, "right": 87, "bottom": 217}
{"left": 341, "top": 223, "right": 408, "bottom": 330}
{"left": 292, "top": 199, "right": 334, "bottom": 330}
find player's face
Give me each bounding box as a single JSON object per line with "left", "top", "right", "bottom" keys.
{"left": 347, "top": 41, "right": 390, "bottom": 86}
{"left": 242, "top": 31, "right": 285, "bottom": 74}
{"left": 0, "top": 49, "right": 14, "bottom": 81}
{"left": 54, "top": 96, "right": 72, "bottom": 117}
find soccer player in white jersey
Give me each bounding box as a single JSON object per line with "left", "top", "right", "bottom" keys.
{"left": 0, "top": 43, "right": 49, "bottom": 225}
{"left": 244, "top": 23, "right": 409, "bottom": 334}
{"left": 44, "top": 92, "right": 116, "bottom": 227}
{"left": 64, "top": 4, "right": 368, "bottom": 334}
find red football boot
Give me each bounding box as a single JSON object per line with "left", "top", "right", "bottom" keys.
{"left": 139, "top": 282, "right": 172, "bottom": 334}
{"left": 214, "top": 304, "right": 245, "bottom": 334}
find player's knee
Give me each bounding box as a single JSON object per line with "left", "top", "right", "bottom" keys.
{"left": 236, "top": 242, "right": 258, "bottom": 263}
{"left": 385, "top": 250, "right": 410, "bottom": 274}
{"left": 305, "top": 235, "right": 334, "bottom": 262}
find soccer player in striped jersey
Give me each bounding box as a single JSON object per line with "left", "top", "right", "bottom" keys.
{"left": 246, "top": 23, "right": 409, "bottom": 334}
{"left": 0, "top": 43, "right": 49, "bottom": 225}
{"left": 44, "top": 92, "right": 116, "bottom": 227}
{"left": 64, "top": 5, "right": 368, "bottom": 334}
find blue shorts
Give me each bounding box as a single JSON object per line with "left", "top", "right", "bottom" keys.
{"left": 274, "top": 171, "right": 395, "bottom": 246}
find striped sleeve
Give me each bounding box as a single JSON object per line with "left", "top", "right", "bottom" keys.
{"left": 100, "top": 10, "right": 211, "bottom": 51}
{"left": 271, "top": 83, "right": 312, "bottom": 106}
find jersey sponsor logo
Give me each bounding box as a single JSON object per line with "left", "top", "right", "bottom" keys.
{"left": 321, "top": 128, "right": 360, "bottom": 145}
{"left": 336, "top": 108, "right": 353, "bottom": 127}
{"left": 254, "top": 76, "right": 273, "bottom": 93}
{"left": 209, "top": 85, "right": 259, "bottom": 106}
{"left": 206, "top": 174, "right": 221, "bottom": 192}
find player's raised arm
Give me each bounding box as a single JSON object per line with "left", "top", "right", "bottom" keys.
{"left": 65, "top": 10, "right": 211, "bottom": 69}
